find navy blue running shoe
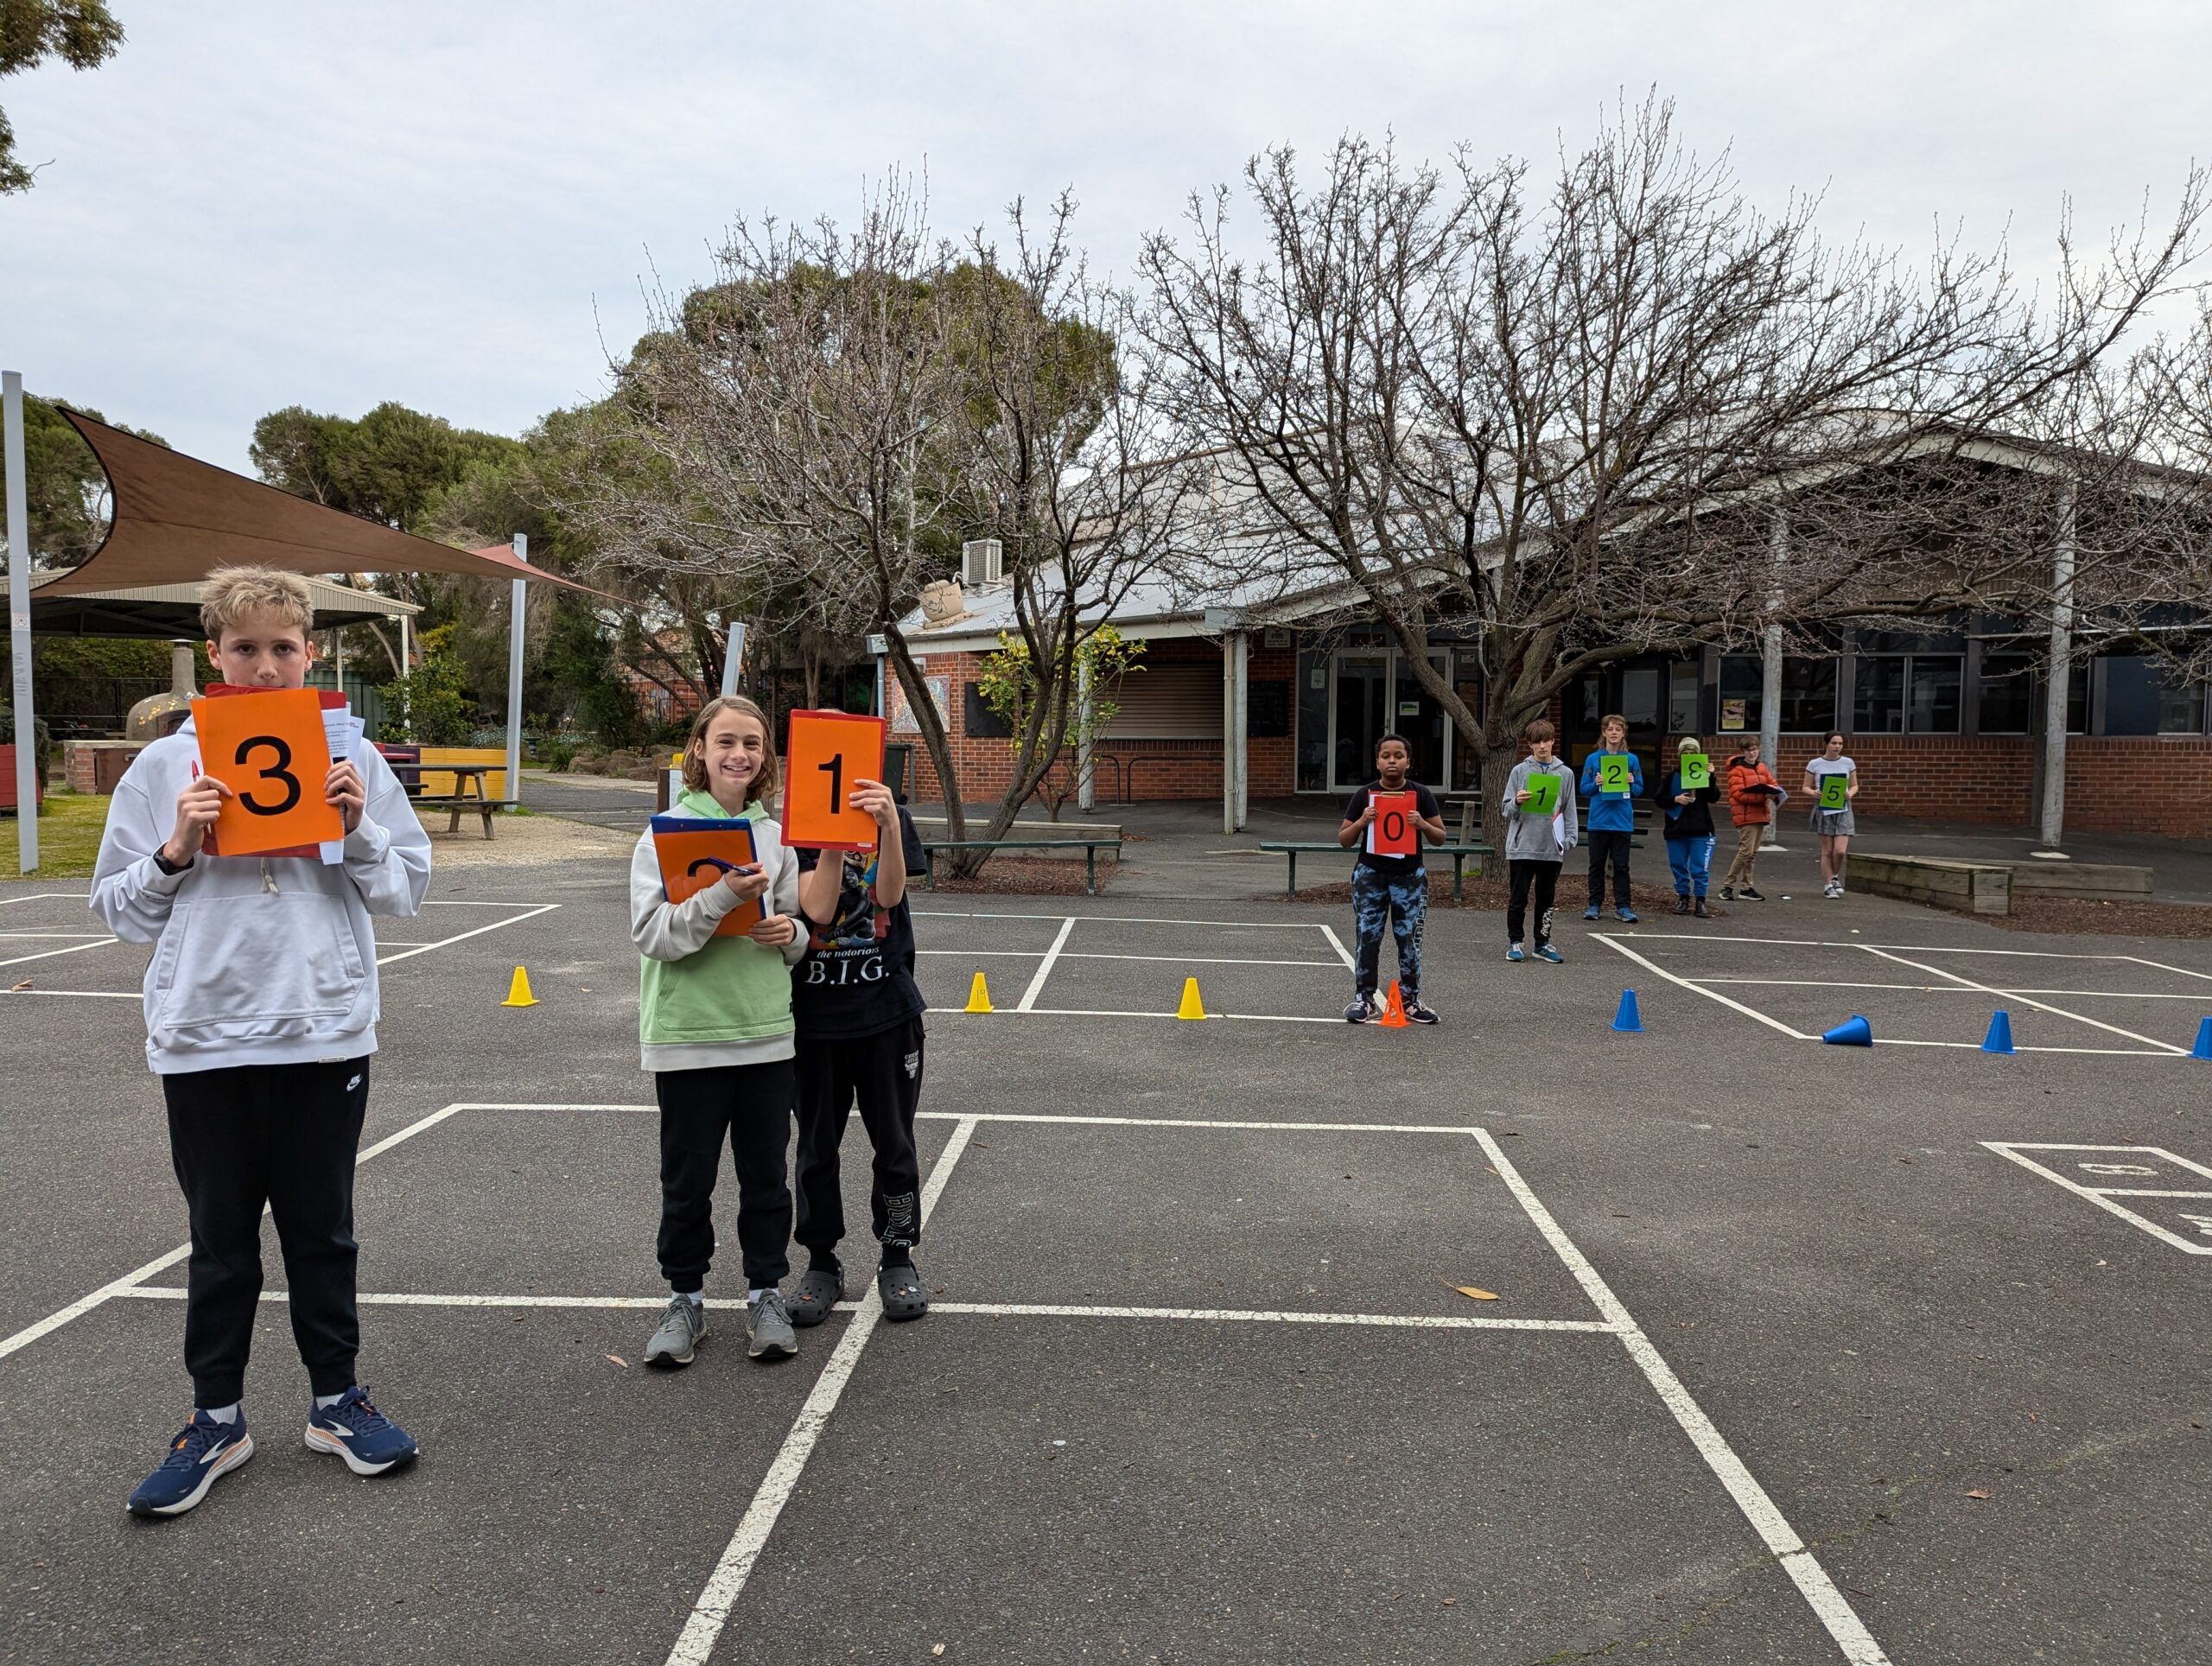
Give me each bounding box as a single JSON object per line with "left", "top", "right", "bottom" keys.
{"left": 304, "top": 1387, "right": 418, "bottom": 1477}
{"left": 127, "top": 1410, "right": 253, "bottom": 1518}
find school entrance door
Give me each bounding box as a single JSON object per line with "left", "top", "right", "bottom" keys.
{"left": 1328, "top": 652, "right": 1454, "bottom": 791}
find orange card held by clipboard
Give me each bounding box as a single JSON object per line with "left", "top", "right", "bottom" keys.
{"left": 782, "top": 709, "right": 886, "bottom": 850}
{"left": 191, "top": 688, "right": 344, "bottom": 857}
{"left": 1368, "top": 790, "right": 1419, "bottom": 857}
{"left": 651, "top": 816, "right": 763, "bottom": 937}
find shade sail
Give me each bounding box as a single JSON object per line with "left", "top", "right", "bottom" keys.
{"left": 35, "top": 409, "right": 595, "bottom": 597}
{"left": 29, "top": 573, "right": 421, "bottom": 639}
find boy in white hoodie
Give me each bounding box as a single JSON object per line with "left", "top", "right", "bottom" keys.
{"left": 91, "top": 569, "right": 431, "bottom": 1518}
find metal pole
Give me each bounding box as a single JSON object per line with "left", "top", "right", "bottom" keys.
{"left": 4, "top": 372, "right": 37, "bottom": 872}
{"left": 2037, "top": 485, "right": 2075, "bottom": 854}
{"left": 1759, "top": 511, "right": 1787, "bottom": 852}
{"left": 721, "top": 620, "right": 746, "bottom": 698}
{"left": 1233, "top": 631, "right": 1249, "bottom": 830}
{"left": 1076, "top": 652, "right": 1096, "bottom": 814}
{"left": 505, "top": 532, "right": 526, "bottom": 806}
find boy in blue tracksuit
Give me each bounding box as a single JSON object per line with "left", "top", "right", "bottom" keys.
{"left": 1578, "top": 714, "right": 1642, "bottom": 922}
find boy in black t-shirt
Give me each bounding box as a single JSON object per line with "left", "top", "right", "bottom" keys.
{"left": 787, "top": 776, "right": 933, "bottom": 1326}
{"left": 1337, "top": 734, "right": 1446, "bottom": 1024}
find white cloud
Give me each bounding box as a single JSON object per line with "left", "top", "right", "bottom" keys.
{"left": 3, "top": 0, "right": 2206, "bottom": 470}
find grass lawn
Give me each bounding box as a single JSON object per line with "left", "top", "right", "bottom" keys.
{"left": 0, "top": 790, "right": 113, "bottom": 878}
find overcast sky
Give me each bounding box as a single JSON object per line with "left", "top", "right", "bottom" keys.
{"left": 4, "top": 1, "right": 2207, "bottom": 473}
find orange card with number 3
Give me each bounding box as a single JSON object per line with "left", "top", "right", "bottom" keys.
{"left": 191, "top": 688, "right": 344, "bottom": 856}
{"left": 782, "top": 710, "right": 887, "bottom": 850}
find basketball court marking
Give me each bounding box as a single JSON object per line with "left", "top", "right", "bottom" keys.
{"left": 0, "top": 899, "right": 559, "bottom": 997}
{"left": 916, "top": 911, "right": 1352, "bottom": 1023}
{"left": 1982, "top": 1142, "right": 2212, "bottom": 1256}
{"left": 0, "top": 1097, "right": 1895, "bottom": 1662}
{"left": 1592, "top": 932, "right": 2207, "bottom": 1058}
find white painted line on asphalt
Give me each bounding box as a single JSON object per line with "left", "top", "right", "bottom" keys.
{"left": 0, "top": 892, "right": 90, "bottom": 906}
{"left": 0, "top": 1099, "right": 475, "bottom": 1364}
{"left": 1471, "top": 1128, "right": 1892, "bottom": 1665}
{"left": 1592, "top": 934, "right": 1812, "bottom": 1040}
{"left": 1696, "top": 978, "right": 2212, "bottom": 1002}
{"left": 0, "top": 988, "right": 140, "bottom": 1000}
{"left": 447, "top": 1104, "right": 1494, "bottom": 1136}
{"left": 1858, "top": 945, "right": 2186, "bottom": 1054}
{"left": 945, "top": 1005, "right": 1341, "bottom": 1025}
{"left": 113, "top": 1288, "right": 1617, "bottom": 1333}
{"left": 912, "top": 909, "right": 1337, "bottom": 931}
{"left": 2122, "top": 954, "right": 2212, "bottom": 984}
{"left": 927, "top": 1302, "right": 1619, "bottom": 1333}
{"left": 0, "top": 938, "right": 115, "bottom": 969}
{"left": 1983, "top": 1142, "right": 2212, "bottom": 1256}
{"left": 1319, "top": 922, "right": 1356, "bottom": 970}
{"left": 377, "top": 902, "right": 561, "bottom": 965}
{"left": 1850, "top": 1036, "right": 2169, "bottom": 1055}
{"left": 1611, "top": 932, "right": 2165, "bottom": 961}
{"left": 0, "top": 931, "right": 110, "bottom": 938}
{"left": 1015, "top": 916, "right": 1077, "bottom": 1012}
{"left": 666, "top": 1116, "right": 979, "bottom": 1666}
{"left": 0, "top": 1244, "right": 192, "bottom": 1364}
{"left": 2090, "top": 1188, "right": 2212, "bottom": 1199}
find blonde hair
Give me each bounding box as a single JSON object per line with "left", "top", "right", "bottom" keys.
{"left": 200, "top": 566, "right": 315, "bottom": 642}
{"left": 681, "top": 695, "right": 779, "bottom": 806}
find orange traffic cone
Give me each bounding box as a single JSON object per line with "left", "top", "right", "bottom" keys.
{"left": 1378, "top": 981, "right": 1410, "bottom": 1028}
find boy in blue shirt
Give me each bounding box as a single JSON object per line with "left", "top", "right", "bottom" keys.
{"left": 1578, "top": 713, "right": 1642, "bottom": 923}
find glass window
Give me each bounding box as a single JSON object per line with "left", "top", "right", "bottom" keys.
{"left": 1976, "top": 652, "right": 2034, "bottom": 734}
{"left": 2069, "top": 662, "right": 2089, "bottom": 734}
{"left": 1907, "top": 657, "right": 1962, "bottom": 734}
{"left": 1718, "top": 656, "right": 1762, "bottom": 734}
{"left": 1853, "top": 655, "right": 1905, "bottom": 733}
{"left": 1666, "top": 661, "right": 1700, "bottom": 736}
{"left": 1620, "top": 664, "right": 1661, "bottom": 728}
{"left": 2159, "top": 675, "right": 2208, "bottom": 734}
{"left": 1295, "top": 644, "right": 1330, "bottom": 791}
{"left": 2103, "top": 655, "right": 2159, "bottom": 735}
{"left": 1780, "top": 658, "right": 1837, "bottom": 733}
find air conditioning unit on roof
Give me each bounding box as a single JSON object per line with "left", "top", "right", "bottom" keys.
{"left": 963, "top": 538, "right": 1004, "bottom": 587}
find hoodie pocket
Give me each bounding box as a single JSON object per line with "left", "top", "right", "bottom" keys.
{"left": 154, "top": 893, "right": 370, "bottom": 1033}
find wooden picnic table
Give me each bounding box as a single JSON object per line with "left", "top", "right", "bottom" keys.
{"left": 394, "top": 761, "right": 516, "bottom": 839}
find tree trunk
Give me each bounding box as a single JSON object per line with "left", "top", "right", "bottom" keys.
{"left": 885, "top": 628, "right": 964, "bottom": 847}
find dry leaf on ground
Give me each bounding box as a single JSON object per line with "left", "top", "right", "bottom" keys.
{"left": 1439, "top": 1278, "right": 1499, "bottom": 1301}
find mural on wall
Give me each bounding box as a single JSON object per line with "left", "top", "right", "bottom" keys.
{"left": 890, "top": 672, "right": 949, "bottom": 735}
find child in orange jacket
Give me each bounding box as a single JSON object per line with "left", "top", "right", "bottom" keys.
{"left": 1720, "top": 738, "right": 1782, "bottom": 900}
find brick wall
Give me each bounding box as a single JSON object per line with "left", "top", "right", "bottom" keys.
{"left": 899, "top": 639, "right": 1292, "bottom": 810}
{"left": 1764, "top": 733, "right": 2212, "bottom": 838}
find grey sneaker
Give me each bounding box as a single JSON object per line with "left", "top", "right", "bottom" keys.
{"left": 644, "top": 1294, "right": 705, "bottom": 1368}
{"left": 747, "top": 1290, "right": 798, "bottom": 1359}
{"left": 789, "top": 1266, "right": 844, "bottom": 1328}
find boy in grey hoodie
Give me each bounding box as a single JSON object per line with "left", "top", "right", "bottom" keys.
{"left": 92, "top": 569, "right": 430, "bottom": 1518}
{"left": 1498, "top": 718, "right": 1580, "bottom": 963}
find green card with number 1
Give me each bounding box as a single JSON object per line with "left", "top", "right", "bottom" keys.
{"left": 1522, "top": 771, "right": 1560, "bottom": 816}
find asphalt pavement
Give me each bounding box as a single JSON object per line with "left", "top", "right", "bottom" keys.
{"left": 2, "top": 862, "right": 2208, "bottom": 1664}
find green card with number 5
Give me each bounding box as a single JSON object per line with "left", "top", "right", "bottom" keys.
{"left": 1819, "top": 773, "right": 1850, "bottom": 811}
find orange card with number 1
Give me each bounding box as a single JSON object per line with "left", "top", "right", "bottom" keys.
{"left": 782, "top": 709, "right": 887, "bottom": 850}
{"left": 190, "top": 688, "right": 344, "bottom": 857}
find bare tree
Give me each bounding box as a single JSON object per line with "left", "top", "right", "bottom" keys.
{"left": 1141, "top": 95, "right": 2207, "bottom": 846}
{"left": 949, "top": 194, "right": 1215, "bottom": 845}
{"left": 566, "top": 174, "right": 976, "bottom": 826}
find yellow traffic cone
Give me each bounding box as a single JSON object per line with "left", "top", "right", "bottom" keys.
{"left": 502, "top": 966, "right": 539, "bottom": 1008}
{"left": 964, "top": 971, "right": 994, "bottom": 1014}
{"left": 1176, "top": 976, "right": 1207, "bottom": 1021}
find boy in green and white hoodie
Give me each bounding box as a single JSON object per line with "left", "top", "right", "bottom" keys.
{"left": 631, "top": 696, "right": 809, "bottom": 1367}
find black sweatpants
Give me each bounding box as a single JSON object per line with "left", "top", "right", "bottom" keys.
{"left": 1586, "top": 828, "right": 1633, "bottom": 908}
{"left": 162, "top": 1056, "right": 372, "bottom": 1408}
{"left": 1507, "top": 858, "right": 1561, "bottom": 946}
{"left": 654, "top": 1058, "right": 797, "bottom": 1293}
{"left": 794, "top": 1017, "right": 925, "bottom": 1272}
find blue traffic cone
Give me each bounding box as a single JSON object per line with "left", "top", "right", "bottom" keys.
{"left": 1821, "top": 1014, "right": 1873, "bottom": 1046}
{"left": 1611, "top": 989, "right": 1643, "bottom": 1033}
{"left": 1981, "top": 1010, "right": 2016, "bottom": 1055}
{"left": 2193, "top": 1016, "right": 2212, "bottom": 1061}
